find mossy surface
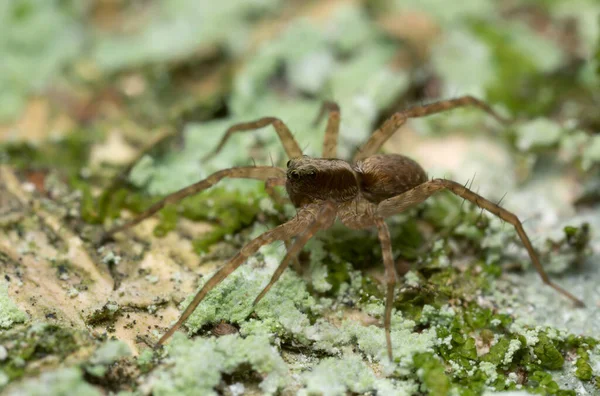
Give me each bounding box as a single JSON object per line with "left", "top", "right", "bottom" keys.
{"left": 0, "top": 0, "right": 599, "bottom": 394}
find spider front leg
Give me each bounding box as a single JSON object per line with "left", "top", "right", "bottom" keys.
{"left": 202, "top": 117, "right": 303, "bottom": 161}
{"left": 264, "top": 177, "right": 304, "bottom": 272}
{"left": 252, "top": 201, "right": 337, "bottom": 306}
{"left": 102, "top": 166, "right": 285, "bottom": 239}
{"left": 375, "top": 217, "right": 396, "bottom": 361}
{"left": 377, "top": 179, "right": 585, "bottom": 307}
{"left": 312, "top": 101, "right": 341, "bottom": 158}
{"left": 354, "top": 96, "right": 510, "bottom": 162}
{"left": 156, "top": 203, "right": 323, "bottom": 346}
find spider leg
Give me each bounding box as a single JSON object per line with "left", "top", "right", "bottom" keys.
{"left": 156, "top": 203, "right": 323, "bottom": 346}
{"left": 375, "top": 217, "right": 396, "bottom": 361}
{"left": 264, "top": 177, "right": 288, "bottom": 206}
{"left": 354, "top": 96, "right": 510, "bottom": 161}
{"left": 312, "top": 101, "right": 341, "bottom": 158}
{"left": 102, "top": 166, "right": 285, "bottom": 239}
{"left": 377, "top": 179, "right": 585, "bottom": 307}
{"left": 252, "top": 202, "right": 336, "bottom": 306}
{"left": 264, "top": 177, "right": 302, "bottom": 271}
{"left": 202, "top": 117, "right": 303, "bottom": 161}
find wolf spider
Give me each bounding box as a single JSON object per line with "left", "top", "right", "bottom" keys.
{"left": 103, "top": 96, "right": 584, "bottom": 360}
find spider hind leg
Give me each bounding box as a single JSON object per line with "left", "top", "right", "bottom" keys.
{"left": 377, "top": 178, "right": 585, "bottom": 307}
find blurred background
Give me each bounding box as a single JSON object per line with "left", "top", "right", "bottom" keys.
{"left": 1, "top": 0, "right": 598, "bottom": 178}
{"left": 1, "top": 0, "right": 600, "bottom": 393}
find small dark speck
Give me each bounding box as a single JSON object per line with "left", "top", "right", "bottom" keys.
{"left": 45, "top": 312, "right": 57, "bottom": 319}
{"left": 4, "top": 275, "right": 10, "bottom": 281}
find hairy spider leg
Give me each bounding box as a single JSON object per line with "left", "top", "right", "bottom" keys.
{"left": 264, "top": 177, "right": 302, "bottom": 271}
{"left": 103, "top": 166, "right": 285, "bottom": 238}
{"left": 312, "top": 101, "right": 341, "bottom": 158}
{"left": 377, "top": 179, "right": 585, "bottom": 307}
{"left": 252, "top": 202, "right": 337, "bottom": 306}
{"left": 264, "top": 177, "right": 287, "bottom": 206}
{"left": 202, "top": 117, "right": 303, "bottom": 161}
{"left": 375, "top": 217, "right": 396, "bottom": 361}
{"left": 155, "top": 203, "right": 325, "bottom": 346}
{"left": 354, "top": 95, "right": 510, "bottom": 162}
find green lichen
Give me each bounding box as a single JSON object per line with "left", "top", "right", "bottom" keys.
{"left": 92, "top": 0, "right": 280, "bottom": 71}
{"left": 341, "top": 316, "right": 437, "bottom": 365}
{"left": 84, "top": 340, "right": 131, "bottom": 378}
{"left": 0, "top": 324, "right": 91, "bottom": 385}
{"left": 0, "top": 283, "right": 27, "bottom": 329}
{"left": 515, "top": 118, "right": 564, "bottom": 152}
{"left": 0, "top": 0, "right": 85, "bottom": 121}
{"left": 582, "top": 136, "right": 600, "bottom": 171}
{"left": 4, "top": 367, "right": 100, "bottom": 396}
{"left": 182, "top": 253, "right": 316, "bottom": 342}
{"left": 300, "top": 354, "right": 375, "bottom": 395}
{"left": 149, "top": 333, "right": 289, "bottom": 396}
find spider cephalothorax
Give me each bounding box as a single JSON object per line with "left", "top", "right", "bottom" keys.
{"left": 285, "top": 156, "right": 358, "bottom": 207}
{"left": 103, "top": 96, "right": 584, "bottom": 360}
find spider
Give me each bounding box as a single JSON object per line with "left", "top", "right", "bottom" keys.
{"left": 102, "top": 95, "right": 584, "bottom": 360}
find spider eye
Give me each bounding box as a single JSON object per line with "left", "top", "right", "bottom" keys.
{"left": 290, "top": 170, "right": 300, "bottom": 179}
{"left": 286, "top": 160, "right": 292, "bottom": 168}
{"left": 308, "top": 171, "right": 317, "bottom": 179}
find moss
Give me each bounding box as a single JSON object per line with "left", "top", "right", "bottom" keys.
{"left": 85, "top": 301, "right": 121, "bottom": 326}
{"left": 533, "top": 333, "right": 564, "bottom": 370}
{"left": 528, "top": 370, "right": 572, "bottom": 395}
{"left": 574, "top": 348, "right": 593, "bottom": 381}
{"left": 0, "top": 132, "right": 97, "bottom": 174}
{"left": 413, "top": 352, "right": 451, "bottom": 396}
{"left": 575, "top": 357, "right": 593, "bottom": 381}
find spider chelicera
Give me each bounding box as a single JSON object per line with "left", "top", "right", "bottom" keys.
{"left": 102, "top": 95, "right": 584, "bottom": 360}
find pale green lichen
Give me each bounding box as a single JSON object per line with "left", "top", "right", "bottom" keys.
{"left": 92, "top": 0, "right": 281, "bottom": 71}
{"left": 581, "top": 135, "right": 600, "bottom": 171}
{"left": 300, "top": 354, "right": 375, "bottom": 396}
{"left": 0, "top": 283, "right": 27, "bottom": 329}
{"left": 5, "top": 368, "right": 100, "bottom": 396}
{"left": 479, "top": 361, "right": 498, "bottom": 385}
{"left": 148, "top": 333, "right": 289, "bottom": 396}
{"left": 515, "top": 118, "right": 564, "bottom": 152}
{"left": 85, "top": 340, "right": 131, "bottom": 377}
{"left": 503, "top": 339, "right": 522, "bottom": 366}
{"left": 342, "top": 315, "right": 437, "bottom": 366}
{"left": 182, "top": 255, "right": 316, "bottom": 342}
{"left": 0, "top": 0, "right": 84, "bottom": 121}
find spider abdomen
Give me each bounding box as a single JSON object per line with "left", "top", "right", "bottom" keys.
{"left": 355, "top": 154, "right": 427, "bottom": 204}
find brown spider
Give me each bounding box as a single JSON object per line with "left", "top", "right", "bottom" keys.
{"left": 103, "top": 96, "right": 584, "bottom": 360}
